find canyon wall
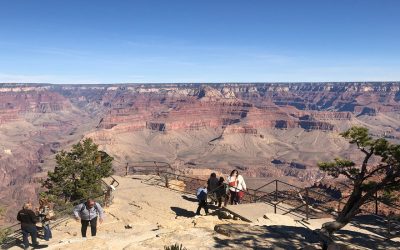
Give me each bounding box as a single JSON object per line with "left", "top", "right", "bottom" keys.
{"left": 1, "top": 82, "right": 400, "bottom": 223}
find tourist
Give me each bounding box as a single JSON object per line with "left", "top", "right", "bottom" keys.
{"left": 215, "top": 177, "right": 229, "bottom": 207}
{"left": 195, "top": 186, "right": 209, "bottom": 216}
{"left": 207, "top": 172, "right": 219, "bottom": 205}
{"left": 227, "top": 170, "right": 247, "bottom": 205}
{"left": 73, "top": 198, "right": 104, "bottom": 237}
{"left": 37, "top": 198, "right": 53, "bottom": 241}
{"left": 17, "top": 202, "right": 39, "bottom": 250}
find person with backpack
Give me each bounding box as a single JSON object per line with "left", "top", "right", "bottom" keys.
{"left": 17, "top": 202, "right": 39, "bottom": 250}
{"left": 195, "top": 186, "right": 209, "bottom": 216}
{"left": 37, "top": 198, "right": 53, "bottom": 241}
{"left": 73, "top": 198, "right": 104, "bottom": 237}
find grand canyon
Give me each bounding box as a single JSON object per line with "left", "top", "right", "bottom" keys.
{"left": 1, "top": 82, "right": 400, "bottom": 223}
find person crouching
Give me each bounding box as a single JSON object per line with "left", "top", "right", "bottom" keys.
{"left": 195, "top": 186, "right": 209, "bottom": 216}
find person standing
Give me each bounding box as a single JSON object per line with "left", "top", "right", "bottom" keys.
{"left": 73, "top": 198, "right": 104, "bottom": 237}
{"left": 215, "top": 177, "right": 228, "bottom": 207}
{"left": 227, "top": 170, "right": 247, "bottom": 205}
{"left": 207, "top": 173, "right": 219, "bottom": 205}
{"left": 17, "top": 202, "right": 39, "bottom": 250}
{"left": 37, "top": 198, "right": 53, "bottom": 241}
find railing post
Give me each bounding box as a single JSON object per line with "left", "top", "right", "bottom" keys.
{"left": 305, "top": 188, "right": 309, "bottom": 220}
{"left": 275, "top": 180, "right": 278, "bottom": 202}
{"left": 165, "top": 175, "right": 169, "bottom": 188}
{"left": 375, "top": 190, "right": 378, "bottom": 215}
{"left": 274, "top": 203, "right": 277, "bottom": 214}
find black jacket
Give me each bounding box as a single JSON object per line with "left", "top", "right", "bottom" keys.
{"left": 17, "top": 209, "right": 38, "bottom": 227}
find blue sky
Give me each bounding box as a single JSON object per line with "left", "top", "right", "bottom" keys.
{"left": 0, "top": 0, "right": 399, "bottom": 83}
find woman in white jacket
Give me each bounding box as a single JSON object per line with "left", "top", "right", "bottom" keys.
{"left": 227, "top": 170, "right": 247, "bottom": 205}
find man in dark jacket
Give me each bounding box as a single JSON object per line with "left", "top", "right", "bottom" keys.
{"left": 17, "top": 202, "right": 39, "bottom": 250}
{"left": 73, "top": 198, "right": 104, "bottom": 237}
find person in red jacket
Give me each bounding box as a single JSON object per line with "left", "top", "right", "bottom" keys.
{"left": 17, "top": 202, "right": 39, "bottom": 250}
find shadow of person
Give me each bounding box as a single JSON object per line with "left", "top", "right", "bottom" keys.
{"left": 33, "top": 244, "right": 49, "bottom": 249}
{"left": 170, "top": 207, "right": 197, "bottom": 218}
{"left": 181, "top": 195, "right": 198, "bottom": 202}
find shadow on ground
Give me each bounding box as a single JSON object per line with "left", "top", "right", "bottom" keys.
{"left": 181, "top": 195, "right": 198, "bottom": 203}
{"left": 170, "top": 207, "right": 196, "bottom": 218}
{"left": 335, "top": 229, "right": 400, "bottom": 250}
{"left": 213, "top": 224, "right": 320, "bottom": 249}
{"left": 350, "top": 214, "right": 400, "bottom": 239}
{"left": 213, "top": 224, "right": 400, "bottom": 249}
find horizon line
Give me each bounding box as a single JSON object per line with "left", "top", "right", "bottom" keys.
{"left": 1, "top": 81, "right": 400, "bottom": 86}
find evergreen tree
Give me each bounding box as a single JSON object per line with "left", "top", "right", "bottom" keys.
{"left": 43, "top": 138, "right": 114, "bottom": 202}
{"left": 318, "top": 126, "right": 400, "bottom": 237}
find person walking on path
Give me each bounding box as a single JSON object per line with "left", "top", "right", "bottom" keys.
{"left": 227, "top": 170, "right": 247, "bottom": 205}
{"left": 73, "top": 198, "right": 104, "bottom": 237}
{"left": 37, "top": 198, "right": 53, "bottom": 241}
{"left": 195, "top": 186, "right": 209, "bottom": 216}
{"left": 17, "top": 202, "right": 39, "bottom": 250}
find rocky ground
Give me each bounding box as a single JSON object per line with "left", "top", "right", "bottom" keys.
{"left": 7, "top": 175, "right": 400, "bottom": 250}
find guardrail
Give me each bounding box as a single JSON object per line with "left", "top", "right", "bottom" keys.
{"left": 1, "top": 176, "right": 118, "bottom": 249}
{"left": 128, "top": 163, "right": 400, "bottom": 239}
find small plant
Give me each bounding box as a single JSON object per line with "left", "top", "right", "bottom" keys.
{"left": 164, "top": 243, "right": 187, "bottom": 250}
{"left": 0, "top": 227, "right": 11, "bottom": 244}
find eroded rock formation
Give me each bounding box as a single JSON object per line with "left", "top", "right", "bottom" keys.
{"left": 1, "top": 82, "right": 400, "bottom": 223}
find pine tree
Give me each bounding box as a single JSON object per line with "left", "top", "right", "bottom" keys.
{"left": 318, "top": 126, "right": 400, "bottom": 237}
{"left": 43, "top": 138, "right": 114, "bottom": 202}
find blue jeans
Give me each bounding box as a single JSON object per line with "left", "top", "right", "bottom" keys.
{"left": 21, "top": 225, "right": 38, "bottom": 249}
{"left": 43, "top": 224, "right": 52, "bottom": 240}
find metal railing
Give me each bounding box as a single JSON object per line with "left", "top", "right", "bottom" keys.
{"left": 1, "top": 177, "right": 118, "bottom": 249}
{"left": 126, "top": 163, "right": 400, "bottom": 239}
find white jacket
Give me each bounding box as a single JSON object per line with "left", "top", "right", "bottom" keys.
{"left": 227, "top": 175, "right": 247, "bottom": 192}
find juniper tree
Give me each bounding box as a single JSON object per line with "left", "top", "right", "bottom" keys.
{"left": 318, "top": 126, "right": 400, "bottom": 236}
{"left": 43, "top": 138, "right": 114, "bottom": 202}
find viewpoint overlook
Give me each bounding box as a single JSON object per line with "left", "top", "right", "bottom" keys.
{"left": 0, "top": 82, "right": 400, "bottom": 217}
{"left": 1, "top": 82, "right": 400, "bottom": 224}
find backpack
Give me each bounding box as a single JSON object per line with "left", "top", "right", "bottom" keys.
{"left": 197, "top": 190, "right": 207, "bottom": 201}
{"left": 80, "top": 203, "right": 99, "bottom": 213}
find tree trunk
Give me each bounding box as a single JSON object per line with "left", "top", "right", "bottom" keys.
{"left": 319, "top": 185, "right": 364, "bottom": 245}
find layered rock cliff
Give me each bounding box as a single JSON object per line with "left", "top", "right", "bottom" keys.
{"left": 1, "top": 82, "right": 400, "bottom": 223}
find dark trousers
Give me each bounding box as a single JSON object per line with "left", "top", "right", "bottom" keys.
{"left": 196, "top": 200, "right": 209, "bottom": 215}
{"left": 21, "top": 225, "right": 38, "bottom": 248}
{"left": 230, "top": 190, "right": 239, "bottom": 205}
{"left": 81, "top": 217, "right": 98, "bottom": 237}
{"left": 43, "top": 224, "right": 52, "bottom": 240}
{"left": 217, "top": 194, "right": 228, "bottom": 207}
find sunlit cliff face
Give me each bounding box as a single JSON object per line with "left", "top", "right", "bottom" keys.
{"left": 1, "top": 82, "right": 400, "bottom": 222}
